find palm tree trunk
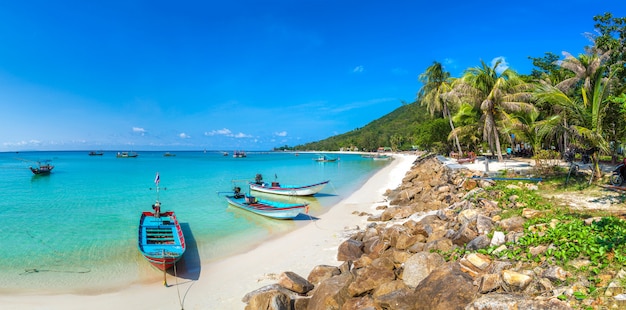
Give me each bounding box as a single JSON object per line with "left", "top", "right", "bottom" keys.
{"left": 494, "top": 126, "right": 504, "bottom": 162}
{"left": 592, "top": 152, "right": 602, "bottom": 181}
{"left": 445, "top": 107, "right": 463, "bottom": 155}
{"left": 563, "top": 115, "right": 568, "bottom": 152}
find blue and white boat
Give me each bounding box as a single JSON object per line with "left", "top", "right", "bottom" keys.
{"left": 224, "top": 188, "right": 308, "bottom": 220}
{"left": 137, "top": 174, "right": 185, "bottom": 271}
{"left": 249, "top": 174, "right": 329, "bottom": 196}
{"left": 138, "top": 207, "right": 186, "bottom": 271}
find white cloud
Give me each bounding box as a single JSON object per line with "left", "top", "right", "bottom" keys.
{"left": 234, "top": 132, "right": 252, "bottom": 138}
{"left": 205, "top": 128, "right": 250, "bottom": 138}
{"left": 132, "top": 127, "right": 146, "bottom": 136}
{"left": 274, "top": 131, "right": 287, "bottom": 137}
{"left": 3, "top": 140, "right": 33, "bottom": 146}
{"left": 353, "top": 65, "right": 364, "bottom": 73}
{"left": 491, "top": 56, "right": 509, "bottom": 74}
{"left": 179, "top": 133, "right": 190, "bottom": 139}
{"left": 204, "top": 128, "right": 232, "bottom": 136}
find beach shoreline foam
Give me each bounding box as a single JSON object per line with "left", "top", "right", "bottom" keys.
{"left": 0, "top": 153, "right": 418, "bottom": 310}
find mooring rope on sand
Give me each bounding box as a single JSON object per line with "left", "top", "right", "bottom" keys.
{"left": 173, "top": 263, "right": 184, "bottom": 310}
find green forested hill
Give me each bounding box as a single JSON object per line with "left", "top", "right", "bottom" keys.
{"left": 292, "top": 102, "right": 451, "bottom": 152}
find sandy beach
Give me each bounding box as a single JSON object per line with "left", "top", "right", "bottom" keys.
{"left": 0, "top": 153, "right": 418, "bottom": 310}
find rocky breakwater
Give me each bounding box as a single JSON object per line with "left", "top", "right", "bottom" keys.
{"left": 242, "top": 154, "right": 620, "bottom": 309}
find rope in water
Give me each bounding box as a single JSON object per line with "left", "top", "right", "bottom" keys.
{"left": 21, "top": 267, "right": 91, "bottom": 275}
{"left": 20, "top": 230, "right": 92, "bottom": 275}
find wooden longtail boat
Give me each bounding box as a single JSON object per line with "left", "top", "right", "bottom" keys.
{"left": 249, "top": 174, "right": 328, "bottom": 196}
{"left": 224, "top": 188, "right": 308, "bottom": 220}
{"left": 30, "top": 161, "right": 54, "bottom": 175}
{"left": 138, "top": 209, "right": 186, "bottom": 270}
{"left": 314, "top": 154, "right": 338, "bottom": 162}
{"left": 117, "top": 151, "right": 138, "bottom": 158}
{"left": 137, "top": 174, "right": 185, "bottom": 271}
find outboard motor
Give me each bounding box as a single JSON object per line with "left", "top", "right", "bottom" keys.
{"left": 255, "top": 174, "right": 263, "bottom": 184}
{"left": 233, "top": 186, "right": 245, "bottom": 198}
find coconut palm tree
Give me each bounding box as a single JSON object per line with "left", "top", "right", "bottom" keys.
{"left": 503, "top": 108, "right": 541, "bottom": 156}
{"left": 449, "top": 103, "right": 482, "bottom": 152}
{"left": 417, "top": 61, "right": 463, "bottom": 156}
{"left": 534, "top": 64, "right": 616, "bottom": 179}
{"left": 455, "top": 59, "right": 535, "bottom": 161}
{"left": 556, "top": 49, "right": 611, "bottom": 95}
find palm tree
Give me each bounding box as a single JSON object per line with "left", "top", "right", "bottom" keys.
{"left": 504, "top": 108, "right": 541, "bottom": 155}
{"left": 417, "top": 61, "right": 463, "bottom": 156}
{"left": 456, "top": 60, "right": 535, "bottom": 161}
{"left": 449, "top": 103, "right": 483, "bottom": 151}
{"left": 556, "top": 49, "right": 610, "bottom": 95}
{"left": 534, "top": 63, "right": 616, "bottom": 179}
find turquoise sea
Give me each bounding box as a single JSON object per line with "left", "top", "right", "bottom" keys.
{"left": 0, "top": 151, "right": 390, "bottom": 294}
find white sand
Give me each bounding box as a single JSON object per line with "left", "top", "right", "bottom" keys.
{"left": 0, "top": 153, "right": 417, "bottom": 310}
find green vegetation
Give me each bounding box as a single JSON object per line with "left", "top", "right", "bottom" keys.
{"left": 440, "top": 181, "right": 626, "bottom": 307}
{"left": 293, "top": 12, "right": 626, "bottom": 174}
{"left": 292, "top": 102, "right": 436, "bottom": 152}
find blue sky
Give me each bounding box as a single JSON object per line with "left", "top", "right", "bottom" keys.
{"left": 0, "top": 1, "right": 624, "bottom": 151}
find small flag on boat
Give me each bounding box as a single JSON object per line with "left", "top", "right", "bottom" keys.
{"left": 154, "top": 172, "right": 160, "bottom": 185}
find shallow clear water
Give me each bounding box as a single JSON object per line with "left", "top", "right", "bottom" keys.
{"left": 0, "top": 151, "right": 389, "bottom": 293}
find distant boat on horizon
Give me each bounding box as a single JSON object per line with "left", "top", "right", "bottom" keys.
{"left": 233, "top": 151, "right": 246, "bottom": 158}
{"left": 30, "top": 160, "right": 54, "bottom": 175}
{"left": 117, "top": 152, "right": 138, "bottom": 158}
{"left": 88, "top": 151, "right": 104, "bottom": 156}
{"left": 314, "top": 154, "right": 338, "bottom": 162}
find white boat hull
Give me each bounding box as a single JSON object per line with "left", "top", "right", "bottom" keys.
{"left": 225, "top": 196, "right": 306, "bottom": 219}
{"left": 249, "top": 180, "right": 329, "bottom": 196}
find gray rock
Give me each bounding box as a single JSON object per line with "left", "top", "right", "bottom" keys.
{"left": 466, "top": 234, "right": 491, "bottom": 251}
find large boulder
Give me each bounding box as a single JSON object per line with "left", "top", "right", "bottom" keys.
{"left": 278, "top": 271, "right": 314, "bottom": 294}
{"left": 347, "top": 265, "right": 396, "bottom": 296}
{"left": 413, "top": 262, "right": 477, "bottom": 310}
{"left": 341, "top": 295, "right": 377, "bottom": 310}
{"left": 242, "top": 284, "right": 294, "bottom": 310}
{"left": 307, "top": 272, "right": 355, "bottom": 310}
{"left": 337, "top": 239, "right": 364, "bottom": 261}
{"left": 401, "top": 252, "right": 445, "bottom": 288}
{"left": 373, "top": 287, "right": 419, "bottom": 310}
{"left": 307, "top": 265, "right": 341, "bottom": 287}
